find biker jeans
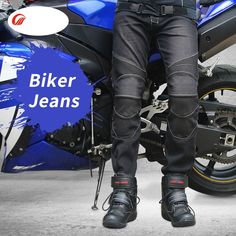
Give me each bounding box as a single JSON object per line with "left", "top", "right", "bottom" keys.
{"left": 111, "top": 10, "right": 199, "bottom": 177}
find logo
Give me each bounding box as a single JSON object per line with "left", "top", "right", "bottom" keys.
{"left": 8, "top": 6, "right": 69, "bottom": 36}
{"left": 12, "top": 13, "right": 26, "bottom": 25}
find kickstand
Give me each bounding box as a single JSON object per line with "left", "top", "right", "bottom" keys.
{"left": 91, "top": 157, "right": 106, "bottom": 210}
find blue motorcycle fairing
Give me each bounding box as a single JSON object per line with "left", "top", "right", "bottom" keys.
{"left": 149, "top": 52, "right": 161, "bottom": 64}
{"left": 0, "top": 42, "right": 77, "bottom": 61}
{"left": 68, "top": 0, "right": 116, "bottom": 30}
{"left": 0, "top": 42, "right": 32, "bottom": 58}
{"left": 198, "top": 0, "right": 236, "bottom": 26}
{"left": 2, "top": 140, "right": 93, "bottom": 173}
{"left": 0, "top": 42, "right": 89, "bottom": 173}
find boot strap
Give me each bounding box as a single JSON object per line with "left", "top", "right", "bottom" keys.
{"left": 112, "top": 191, "right": 133, "bottom": 207}
{"left": 111, "top": 176, "right": 137, "bottom": 189}
{"left": 168, "top": 190, "right": 188, "bottom": 205}
{"left": 163, "top": 174, "right": 188, "bottom": 189}
{"left": 159, "top": 189, "right": 187, "bottom": 205}
{"left": 102, "top": 190, "right": 136, "bottom": 211}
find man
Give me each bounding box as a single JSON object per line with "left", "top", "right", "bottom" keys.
{"left": 103, "top": 0, "right": 199, "bottom": 228}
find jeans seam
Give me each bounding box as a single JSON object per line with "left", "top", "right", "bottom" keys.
{"left": 114, "top": 95, "right": 142, "bottom": 99}
{"left": 167, "top": 71, "right": 198, "bottom": 81}
{"left": 113, "top": 52, "right": 146, "bottom": 73}
{"left": 116, "top": 73, "right": 146, "bottom": 83}
{"left": 168, "top": 63, "right": 196, "bottom": 67}
{"left": 170, "top": 105, "right": 199, "bottom": 118}
{"left": 169, "top": 93, "right": 198, "bottom": 97}
{"left": 167, "top": 121, "right": 198, "bottom": 141}
{"left": 113, "top": 106, "right": 140, "bottom": 119}
{"left": 166, "top": 52, "right": 198, "bottom": 70}
{"left": 112, "top": 121, "right": 141, "bottom": 140}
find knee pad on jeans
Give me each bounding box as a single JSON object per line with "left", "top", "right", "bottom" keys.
{"left": 167, "top": 54, "right": 199, "bottom": 97}
{"left": 112, "top": 96, "right": 142, "bottom": 140}
{"left": 111, "top": 56, "right": 147, "bottom": 139}
{"left": 112, "top": 56, "right": 146, "bottom": 98}
{"left": 168, "top": 96, "right": 199, "bottom": 140}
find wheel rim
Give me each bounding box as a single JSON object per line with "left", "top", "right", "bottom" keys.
{"left": 193, "top": 87, "right": 236, "bottom": 184}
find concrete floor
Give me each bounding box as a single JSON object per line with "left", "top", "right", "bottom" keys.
{"left": 0, "top": 159, "right": 236, "bottom": 236}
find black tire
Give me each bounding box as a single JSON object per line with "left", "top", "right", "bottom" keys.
{"left": 189, "top": 65, "right": 236, "bottom": 195}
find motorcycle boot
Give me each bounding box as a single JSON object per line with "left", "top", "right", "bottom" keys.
{"left": 160, "top": 174, "right": 196, "bottom": 227}
{"left": 103, "top": 176, "right": 138, "bottom": 228}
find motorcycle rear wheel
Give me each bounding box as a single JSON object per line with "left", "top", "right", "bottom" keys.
{"left": 189, "top": 65, "right": 236, "bottom": 195}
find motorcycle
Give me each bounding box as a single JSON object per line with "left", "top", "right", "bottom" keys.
{"left": 0, "top": 0, "right": 236, "bottom": 209}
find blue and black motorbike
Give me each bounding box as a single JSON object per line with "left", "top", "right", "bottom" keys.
{"left": 0, "top": 0, "right": 236, "bottom": 206}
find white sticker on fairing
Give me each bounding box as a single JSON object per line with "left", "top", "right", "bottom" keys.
{"left": 0, "top": 56, "right": 26, "bottom": 83}
{"left": 13, "top": 163, "right": 45, "bottom": 170}
{"left": 0, "top": 106, "right": 26, "bottom": 158}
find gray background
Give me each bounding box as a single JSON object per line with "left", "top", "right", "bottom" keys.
{"left": 0, "top": 45, "right": 236, "bottom": 236}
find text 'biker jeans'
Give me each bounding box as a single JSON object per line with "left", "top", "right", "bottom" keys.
{"left": 111, "top": 10, "right": 199, "bottom": 177}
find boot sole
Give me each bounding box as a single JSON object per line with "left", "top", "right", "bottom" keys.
{"left": 161, "top": 205, "right": 196, "bottom": 227}
{"left": 103, "top": 211, "right": 137, "bottom": 229}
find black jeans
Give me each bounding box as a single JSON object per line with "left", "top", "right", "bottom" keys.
{"left": 111, "top": 9, "right": 199, "bottom": 177}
